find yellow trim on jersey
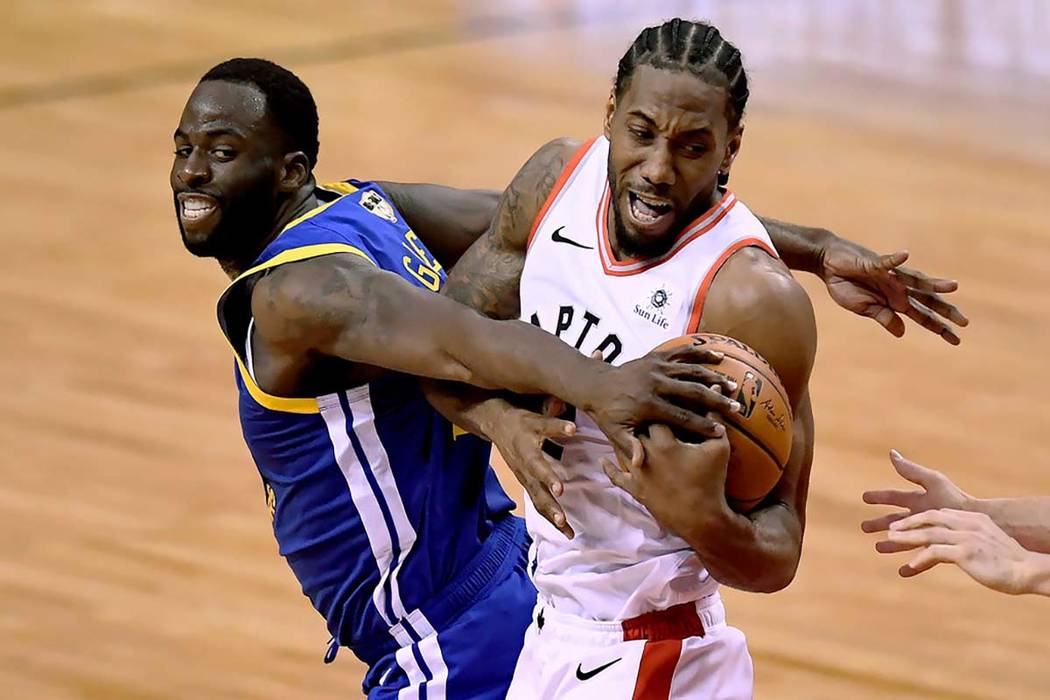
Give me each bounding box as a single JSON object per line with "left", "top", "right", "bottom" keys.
{"left": 319, "top": 181, "right": 361, "bottom": 196}
{"left": 230, "top": 242, "right": 376, "bottom": 286}
{"left": 235, "top": 356, "right": 320, "bottom": 414}
{"left": 220, "top": 241, "right": 376, "bottom": 415}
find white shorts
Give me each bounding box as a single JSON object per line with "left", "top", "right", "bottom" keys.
{"left": 506, "top": 594, "right": 753, "bottom": 700}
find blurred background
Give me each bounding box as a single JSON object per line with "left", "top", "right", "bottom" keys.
{"left": 2, "top": 1, "right": 1049, "bottom": 698}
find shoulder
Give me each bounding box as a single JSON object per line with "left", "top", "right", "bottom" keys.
{"left": 496, "top": 137, "right": 585, "bottom": 249}
{"left": 702, "top": 248, "right": 817, "bottom": 403}
{"left": 250, "top": 252, "right": 378, "bottom": 350}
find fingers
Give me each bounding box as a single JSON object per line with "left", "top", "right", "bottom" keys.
{"left": 648, "top": 397, "right": 726, "bottom": 439}
{"left": 889, "top": 449, "right": 943, "bottom": 488}
{"left": 656, "top": 376, "right": 740, "bottom": 416}
{"left": 904, "top": 298, "right": 961, "bottom": 345}
{"left": 645, "top": 423, "right": 676, "bottom": 444}
{"left": 889, "top": 508, "right": 982, "bottom": 533}
{"left": 538, "top": 415, "right": 576, "bottom": 439}
{"left": 662, "top": 362, "right": 738, "bottom": 393}
{"left": 875, "top": 539, "right": 918, "bottom": 554}
{"left": 886, "top": 526, "right": 963, "bottom": 548}
{"left": 507, "top": 442, "right": 573, "bottom": 538}
{"left": 526, "top": 478, "right": 574, "bottom": 539}
{"left": 891, "top": 266, "right": 959, "bottom": 294}
{"left": 874, "top": 250, "right": 910, "bottom": 270}
{"left": 868, "top": 305, "right": 906, "bottom": 338}
{"left": 601, "top": 457, "right": 640, "bottom": 498}
{"left": 656, "top": 344, "right": 725, "bottom": 367}
{"left": 862, "top": 488, "right": 923, "bottom": 510}
{"left": 907, "top": 289, "right": 969, "bottom": 327}
{"left": 900, "top": 544, "right": 959, "bottom": 577}
{"left": 861, "top": 511, "right": 908, "bottom": 533}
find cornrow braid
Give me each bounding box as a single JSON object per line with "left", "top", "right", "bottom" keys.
{"left": 614, "top": 18, "right": 750, "bottom": 129}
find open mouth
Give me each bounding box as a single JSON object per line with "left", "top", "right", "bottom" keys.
{"left": 178, "top": 193, "right": 220, "bottom": 228}
{"left": 627, "top": 191, "right": 674, "bottom": 235}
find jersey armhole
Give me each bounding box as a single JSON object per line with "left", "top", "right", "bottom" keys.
{"left": 686, "top": 238, "right": 779, "bottom": 333}
{"left": 525, "top": 137, "right": 598, "bottom": 252}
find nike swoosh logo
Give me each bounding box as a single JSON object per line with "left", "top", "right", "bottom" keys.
{"left": 552, "top": 226, "right": 594, "bottom": 249}
{"left": 575, "top": 657, "right": 622, "bottom": 681}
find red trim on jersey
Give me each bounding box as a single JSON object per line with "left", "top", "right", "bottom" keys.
{"left": 686, "top": 237, "right": 779, "bottom": 332}
{"left": 631, "top": 640, "right": 683, "bottom": 700}
{"left": 596, "top": 186, "right": 738, "bottom": 277}
{"left": 525, "top": 137, "right": 597, "bottom": 251}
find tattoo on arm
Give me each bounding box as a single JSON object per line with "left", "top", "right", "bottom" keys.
{"left": 441, "top": 138, "right": 577, "bottom": 319}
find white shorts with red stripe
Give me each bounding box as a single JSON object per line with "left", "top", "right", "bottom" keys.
{"left": 505, "top": 593, "right": 752, "bottom": 700}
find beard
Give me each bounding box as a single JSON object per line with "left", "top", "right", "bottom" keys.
{"left": 175, "top": 183, "right": 280, "bottom": 263}
{"left": 607, "top": 180, "right": 686, "bottom": 261}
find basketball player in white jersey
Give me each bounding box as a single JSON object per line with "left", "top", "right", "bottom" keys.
{"left": 428, "top": 19, "right": 819, "bottom": 699}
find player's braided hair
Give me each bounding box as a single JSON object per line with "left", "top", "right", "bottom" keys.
{"left": 201, "top": 58, "right": 320, "bottom": 168}
{"left": 614, "top": 19, "right": 749, "bottom": 130}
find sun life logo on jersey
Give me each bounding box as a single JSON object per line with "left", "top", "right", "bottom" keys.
{"left": 359, "top": 191, "right": 397, "bottom": 223}
{"left": 633, "top": 285, "right": 672, "bottom": 329}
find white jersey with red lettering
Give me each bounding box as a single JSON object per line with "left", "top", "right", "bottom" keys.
{"left": 518, "top": 135, "right": 777, "bottom": 622}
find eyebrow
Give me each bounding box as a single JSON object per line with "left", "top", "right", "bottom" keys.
{"left": 173, "top": 126, "right": 246, "bottom": 140}
{"left": 626, "top": 111, "right": 713, "bottom": 137}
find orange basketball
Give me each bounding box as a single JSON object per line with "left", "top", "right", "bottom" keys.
{"left": 653, "top": 333, "right": 793, "bottom": 512}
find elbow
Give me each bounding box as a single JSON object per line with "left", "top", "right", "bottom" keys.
{"left": 707, "top": 544, "right": 801, "bottom": 594}
{"left": 751, "top": 555, "right": 800, "bottom": 593}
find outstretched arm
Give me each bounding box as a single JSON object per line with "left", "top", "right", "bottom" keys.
{"left": 371, "top": 181, "right": 967, "bottom": 342}
{"left": 883, "top": 508, "right": 1050, "bottom": 596}
{"left": 758, "top": 216, "right": 968, "bottom": 344}
{"left": 863, "top": 451, "right": 1050, "bottom": 554}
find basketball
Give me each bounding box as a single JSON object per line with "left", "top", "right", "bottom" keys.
{"left": 653, "top": 333, "right": 794, "bottom": 512}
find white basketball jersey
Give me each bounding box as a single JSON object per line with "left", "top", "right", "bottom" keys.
{"left": 519, "top": 136, "right": 777, "bottom": 621}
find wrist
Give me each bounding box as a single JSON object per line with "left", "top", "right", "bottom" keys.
{"left": 1018, "top": 552, "right": 1050, "bottom": 596}
{"left": 808, "top": 227, "right": 835, "bottom": 279}
{"left": 681, "top": 491, "right": 738, "bottom": 546}
{"left": 472, "top": 396, "right": 518, "bottom": 443}
{"left": 561, "top": 356, "right": 612, "bottom": 413}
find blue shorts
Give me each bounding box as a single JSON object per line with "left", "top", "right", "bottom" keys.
{"left": 359, "top": 516, "right": 536, "bottom": 699}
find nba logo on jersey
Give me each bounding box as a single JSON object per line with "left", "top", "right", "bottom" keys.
{"left": 360, "top": 190, "right": 398, "bottom": 223}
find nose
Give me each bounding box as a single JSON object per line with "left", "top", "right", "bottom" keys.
{"left": 639, "top": 139, "right": 675, "bottom": 189}
{"left": 177, "top": 148, "right": 211, "bottom": 189}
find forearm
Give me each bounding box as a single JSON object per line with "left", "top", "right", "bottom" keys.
{"left": 682, "top": 395, "right": 813, "bottom": 593}
{"left": 682, "top": 501, "right": 802, "bottom": 593}
{"left": 421, "top": 379, "right": 513, "bottom": 441}
{"left": 971, "top": 497, "right": 1050, "bottom": 553}
{"left": 350, "top": 273, "right": 604, "bottom": 406}
{"left": 757, "top": 215, "right": 834, "bottom": 277}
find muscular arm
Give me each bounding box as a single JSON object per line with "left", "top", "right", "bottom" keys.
{"left": 684, "top": 253, "right": 818, "bottom": 592}
{"left": 378, "top": 181, "right": 499, "bottom": 269}
{"left": 251, "top": 252, "right": 609, "bottom": 404}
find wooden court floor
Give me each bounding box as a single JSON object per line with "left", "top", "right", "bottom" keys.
{"left": 2, "top": 1, "right": 1049, "bottom": 698}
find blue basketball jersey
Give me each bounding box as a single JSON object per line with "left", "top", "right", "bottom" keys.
{"left": 216, "top": 181, "right": 517, "bottom": 664}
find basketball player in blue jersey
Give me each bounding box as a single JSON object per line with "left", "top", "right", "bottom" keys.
{"left": 171, "top": 58, "right": 966, "bottom": 698}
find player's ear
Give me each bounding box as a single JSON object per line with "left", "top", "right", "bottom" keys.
{"left": 719, "top": 124, "right": 744, "bottom": 179}
{"left": 279, "top": 152, "right": 311, "bottom": 192}
{"left": 603, "top": 90, "right": 616, "bottom": 139}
